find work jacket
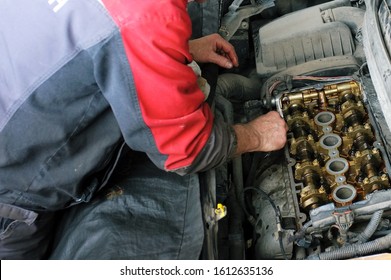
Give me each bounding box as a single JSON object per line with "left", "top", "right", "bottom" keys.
{"left": 0, "top": 0, "right": 235, "bottom": 211}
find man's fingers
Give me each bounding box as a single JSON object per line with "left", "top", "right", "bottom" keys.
{"left": 210, "top": 52, "right": 234, "bottom": 69}
{"left": 218, "top": 47, "right": 239, "bottom": 67}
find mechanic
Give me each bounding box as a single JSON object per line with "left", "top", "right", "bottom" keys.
{"left": 0, "top": 0, "right": 287, "bottom": 259}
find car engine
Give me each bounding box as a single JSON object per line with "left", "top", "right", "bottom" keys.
{"left": 195, "top": 0, "right": 391, "bottom": 260}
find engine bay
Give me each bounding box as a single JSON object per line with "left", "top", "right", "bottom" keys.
{"left": 201, "top": 0, "right": 391, "bottom": 260}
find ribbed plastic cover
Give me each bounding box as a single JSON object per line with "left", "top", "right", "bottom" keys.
{"left": 255, "top": 8, "right": 355, "bottom": 77}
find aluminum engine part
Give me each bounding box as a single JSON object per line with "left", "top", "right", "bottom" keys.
{"left": 251, "top": 160, "right": 296, "bottom": 260}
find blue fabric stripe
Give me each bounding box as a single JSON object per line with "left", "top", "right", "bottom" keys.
{"left": 0, "top": 0, "right": 116, "bottom": 131}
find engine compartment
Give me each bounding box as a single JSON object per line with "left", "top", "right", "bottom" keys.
{"left": 206, "top": 0, "right": 391, "bottom": 260}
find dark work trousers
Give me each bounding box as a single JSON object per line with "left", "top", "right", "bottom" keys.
{"left": 48, "top": 153, "right": 204, "bottom": 259}
{"left": 0, "top": 153, "right": 204, "bottom": 259}
{"left": 0, "top": 202, "right": 57, "bottom": 259}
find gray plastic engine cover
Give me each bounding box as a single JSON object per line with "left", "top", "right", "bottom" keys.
{"left": 255, "top": 6, "right": 355, "bottom": 77}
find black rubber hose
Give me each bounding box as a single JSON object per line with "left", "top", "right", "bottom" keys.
{"left": 215, "top": 73, "right": 261, "bottom": 102}
{"left": 356, "top": 210, "right": 383, "bottom": 244}
{"left": 307, "top": 233, "right": 391, "bottom": 260}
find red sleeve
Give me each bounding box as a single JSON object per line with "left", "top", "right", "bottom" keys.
{"left": 102, "top": 0, "right": 214, "bottom": 171}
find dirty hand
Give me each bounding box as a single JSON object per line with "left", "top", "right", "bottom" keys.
{"left": 189, "top": 33, "right": 239, "bottom": 69}
{"left": 233, "top": 111, "right": 288, "bottom": 156}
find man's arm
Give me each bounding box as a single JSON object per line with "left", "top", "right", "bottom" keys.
{"left": 232, "top": 111, "right": 288, "bottom": 156}
{"left": 174, "top": 111, "right": 288, "bottom": 175}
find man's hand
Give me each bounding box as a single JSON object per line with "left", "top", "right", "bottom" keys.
{"left": 232, "top": 111, "right": 288, "bottom": 156}
{"left": 189, "top": 33, "right": 239, "bottom": 69}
